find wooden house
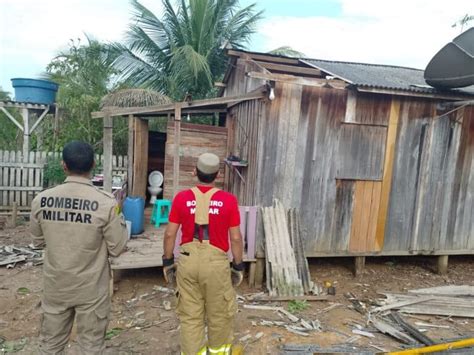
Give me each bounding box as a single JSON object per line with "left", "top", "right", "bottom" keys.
{"left": 94, "top": 49, "right": 474, "bottom": 281}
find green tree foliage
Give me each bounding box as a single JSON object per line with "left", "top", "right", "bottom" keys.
{"left": 452, "top": 14, "right": 474, "bottom": 32}
{"left": 0, "top": 88, "right": 22, "bottom": 151}
{"left": 268, "top": 46, "right": 305, "bottom": 58}
{"left": 44, "top": 37, "right": 128, "bottom": 154}
{"left": 112, "top": 0, "right": 262, "bottom": 100}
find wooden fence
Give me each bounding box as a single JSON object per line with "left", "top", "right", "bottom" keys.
{"left": 0, "top": 150, "right": 127, "bottom": 208}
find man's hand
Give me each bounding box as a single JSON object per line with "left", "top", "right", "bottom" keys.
{"left": 231, "top": 261, "right": 244, "bottom": 287}
{"left": 163, "top": 256, "right": 177, "bottom": 285}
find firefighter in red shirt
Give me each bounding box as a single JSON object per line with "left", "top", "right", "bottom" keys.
{"left": 162, "top": 153, "right": 244, "bottom": 355}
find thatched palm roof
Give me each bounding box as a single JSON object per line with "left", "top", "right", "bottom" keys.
{"left": 100, "top": 88, "right": 172, "bottom": 108}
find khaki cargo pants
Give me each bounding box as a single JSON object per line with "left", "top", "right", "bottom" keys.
{"left": 176, "top": 241, "right": 237, "bottom": 355}
{"left": 38, "top": 292, "right": 110, "bottom": 355}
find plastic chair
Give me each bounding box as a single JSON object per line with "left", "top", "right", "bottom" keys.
{"left": 150, "top": 199, "right": 171, "bottom": 228}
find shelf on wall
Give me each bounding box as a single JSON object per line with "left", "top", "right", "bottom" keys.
{"left": 224, "top": 159, "right": 248, "bottom": 184}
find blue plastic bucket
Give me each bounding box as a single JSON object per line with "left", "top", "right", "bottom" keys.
{"left": 122, "top": 196, "right": 145, "bottom": 236}
{"left": 11, "top": 78, "right": 59, "bottom": 105}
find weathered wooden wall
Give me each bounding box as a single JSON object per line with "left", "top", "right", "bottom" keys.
{"left": 226, "top": 99, "right": 266, "bottom": 206}
{"left": 164, "top": 122, "right": 227, "bottom": 200}
{"left": 384, "top": 103, "right": 474, "bottom": 254}
{"left": 224, "top": 59, "right": 474, "bottom": 256}
{"left": 224, "top": 58, "right": 266, "bottom": 97}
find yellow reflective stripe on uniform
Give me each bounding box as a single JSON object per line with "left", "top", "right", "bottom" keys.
{"left": 181, "top": 346, "right": 208, "bottom": 355}
{"left": 208, "top": 344, "right": 231, "bottom": 354}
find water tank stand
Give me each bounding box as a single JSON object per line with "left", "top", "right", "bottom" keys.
{"left": 0, "top": 101, "right": 55, "bottom": 162}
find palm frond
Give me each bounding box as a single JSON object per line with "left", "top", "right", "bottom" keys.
{"left": 114, "top": 0, "right": 262, "bottom": 99}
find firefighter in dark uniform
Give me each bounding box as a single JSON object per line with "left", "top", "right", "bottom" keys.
{"left": 30, "top": 141, "right": 128, "bottom": 354}
{"left": 162, "top": 153, "right": 244, "bottom": 355}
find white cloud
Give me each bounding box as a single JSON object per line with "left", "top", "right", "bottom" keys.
{"left": 0, "top": 0, "right": 163, "bottom": 91}
{"left": 0, "top": 0, "right": 472, "bottom": 93}
{"left": 259, "top": 0, "right": 473, "bottom": 69}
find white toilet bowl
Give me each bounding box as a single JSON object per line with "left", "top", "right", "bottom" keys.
{"left": 147, "top": 170, "right": 163, "bottom": 204}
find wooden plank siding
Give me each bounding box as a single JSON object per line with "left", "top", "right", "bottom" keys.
{"left": 336, "top": 124, "right": 386, "bottom": 180}
{"left": 383, "top": 102, "right": 474, "bottom": 254}
{"left": 226, "top": 99, "right": 265, "bottom": 206}
{"left": 349, "top": 180, "right": 382, "bottom": 252}
{"left": 224, "top": 58, "right": 267, "bottom": 97}
{"left": 164, "top": 122, "right": 227, "bottom": 200}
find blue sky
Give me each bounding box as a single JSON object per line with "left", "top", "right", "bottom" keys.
{"left": 0, "top": 0, "right": 471, "bottom": 95}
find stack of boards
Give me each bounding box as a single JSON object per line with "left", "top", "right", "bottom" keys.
{"left": 261, "top": 200, "right": 315, "bottom": 297}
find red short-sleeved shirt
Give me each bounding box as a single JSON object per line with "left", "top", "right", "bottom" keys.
{"left": 168, "top": 186, "right": 240, "bottom": 252}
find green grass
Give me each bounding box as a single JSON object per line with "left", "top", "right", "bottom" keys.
{"left": 105, "top": 328, "right": 123, "bottom": 340}
{"left": 288, "top": 300, "right": 308, "bottom": 314}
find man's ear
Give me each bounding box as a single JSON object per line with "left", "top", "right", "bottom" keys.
{"left": 62, "top": 161, "right": 68, "bottom": 173}
{"left": 192, "top": 168, "right": 197, "bottom": 177}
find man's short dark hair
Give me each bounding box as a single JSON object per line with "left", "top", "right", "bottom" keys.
{"left": 62, "top": 141, "right": 94, "bottom": 174}
{"left": 196, "top": 167, "right": 218, "bottom": 184}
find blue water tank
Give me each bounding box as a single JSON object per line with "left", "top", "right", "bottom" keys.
{"left": 122, "top": 196, "right": 145, "bottom": 236}
{"left": 11, "top": 78, "right": 59, "bottom": 105}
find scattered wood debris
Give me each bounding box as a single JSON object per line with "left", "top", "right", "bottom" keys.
{"left": 408, "top": 285, "right": 474, "bottom": 297}
{"left": 390, "top": 312, "right": 435, "bottom": 346}
{"left": 375, "top": 291, "right": 474, "bottom": 318}
{"left": 352, "top": 329, "right": 375, "bottom": 338}
{"left": 153, "top": 285, "right": 175, "bottom": 295}
{"left": 245, "top": 294, "right": 328, "bottom": 302}
{"left": 281, "top": 343, "right": 374, "bottom": 354}
{"left": 0, "top": 245, "right": 43, "bottom": 268}
{"left": 242, "top": 304, "right": 322, "bottom": 336}
{"left": 414, "top": 322, "right": 450, "bottom": 329}
{"left": 370, "top": 316, "right": 417, "bottom": 344}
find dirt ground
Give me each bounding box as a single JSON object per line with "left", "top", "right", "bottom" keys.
{"left": 1, "top": 223, "right": 474, "bottom": 354}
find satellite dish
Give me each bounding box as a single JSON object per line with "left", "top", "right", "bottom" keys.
{"left": 424, "top": 27, "right": 474, "bottom": 88}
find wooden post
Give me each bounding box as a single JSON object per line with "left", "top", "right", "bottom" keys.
{"left": 127, "top": 115, "right": 134, "bottom": 195}
{"left": 103, "top": 115, "right": 113, "bottom": 193}
{"left": 254, "top": 257, "right": 265, "bottom": 288}
{"left": 10, "top": 201, "right": 18, "bottom": 228}
{"left": 354, "top": 256, "right": 365, "bottom": 276}
{"left": 248, "top": 262, "right": 256, "bottom": 287}
{"left": 22, "top": 108, "right": 29, "bottom": 163}
{"left": 131, "top": 118, "right": 149, "bottom": 199}
{"left": 437, "top": 255, "right": 449, "bottom": 275}
{"left": 173, "top": 104, "right": 182, "bottom": 197}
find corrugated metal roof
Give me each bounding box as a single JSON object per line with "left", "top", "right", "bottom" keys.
{"left": 301, "top": 58, "right": 474, "bottom": 96}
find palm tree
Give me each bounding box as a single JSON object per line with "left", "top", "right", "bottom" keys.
{"left": 452, "top": 14, "right": 474, "bottom": 32}
{"left": 112, "top": 0, "right": 262, "bottom": 100}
